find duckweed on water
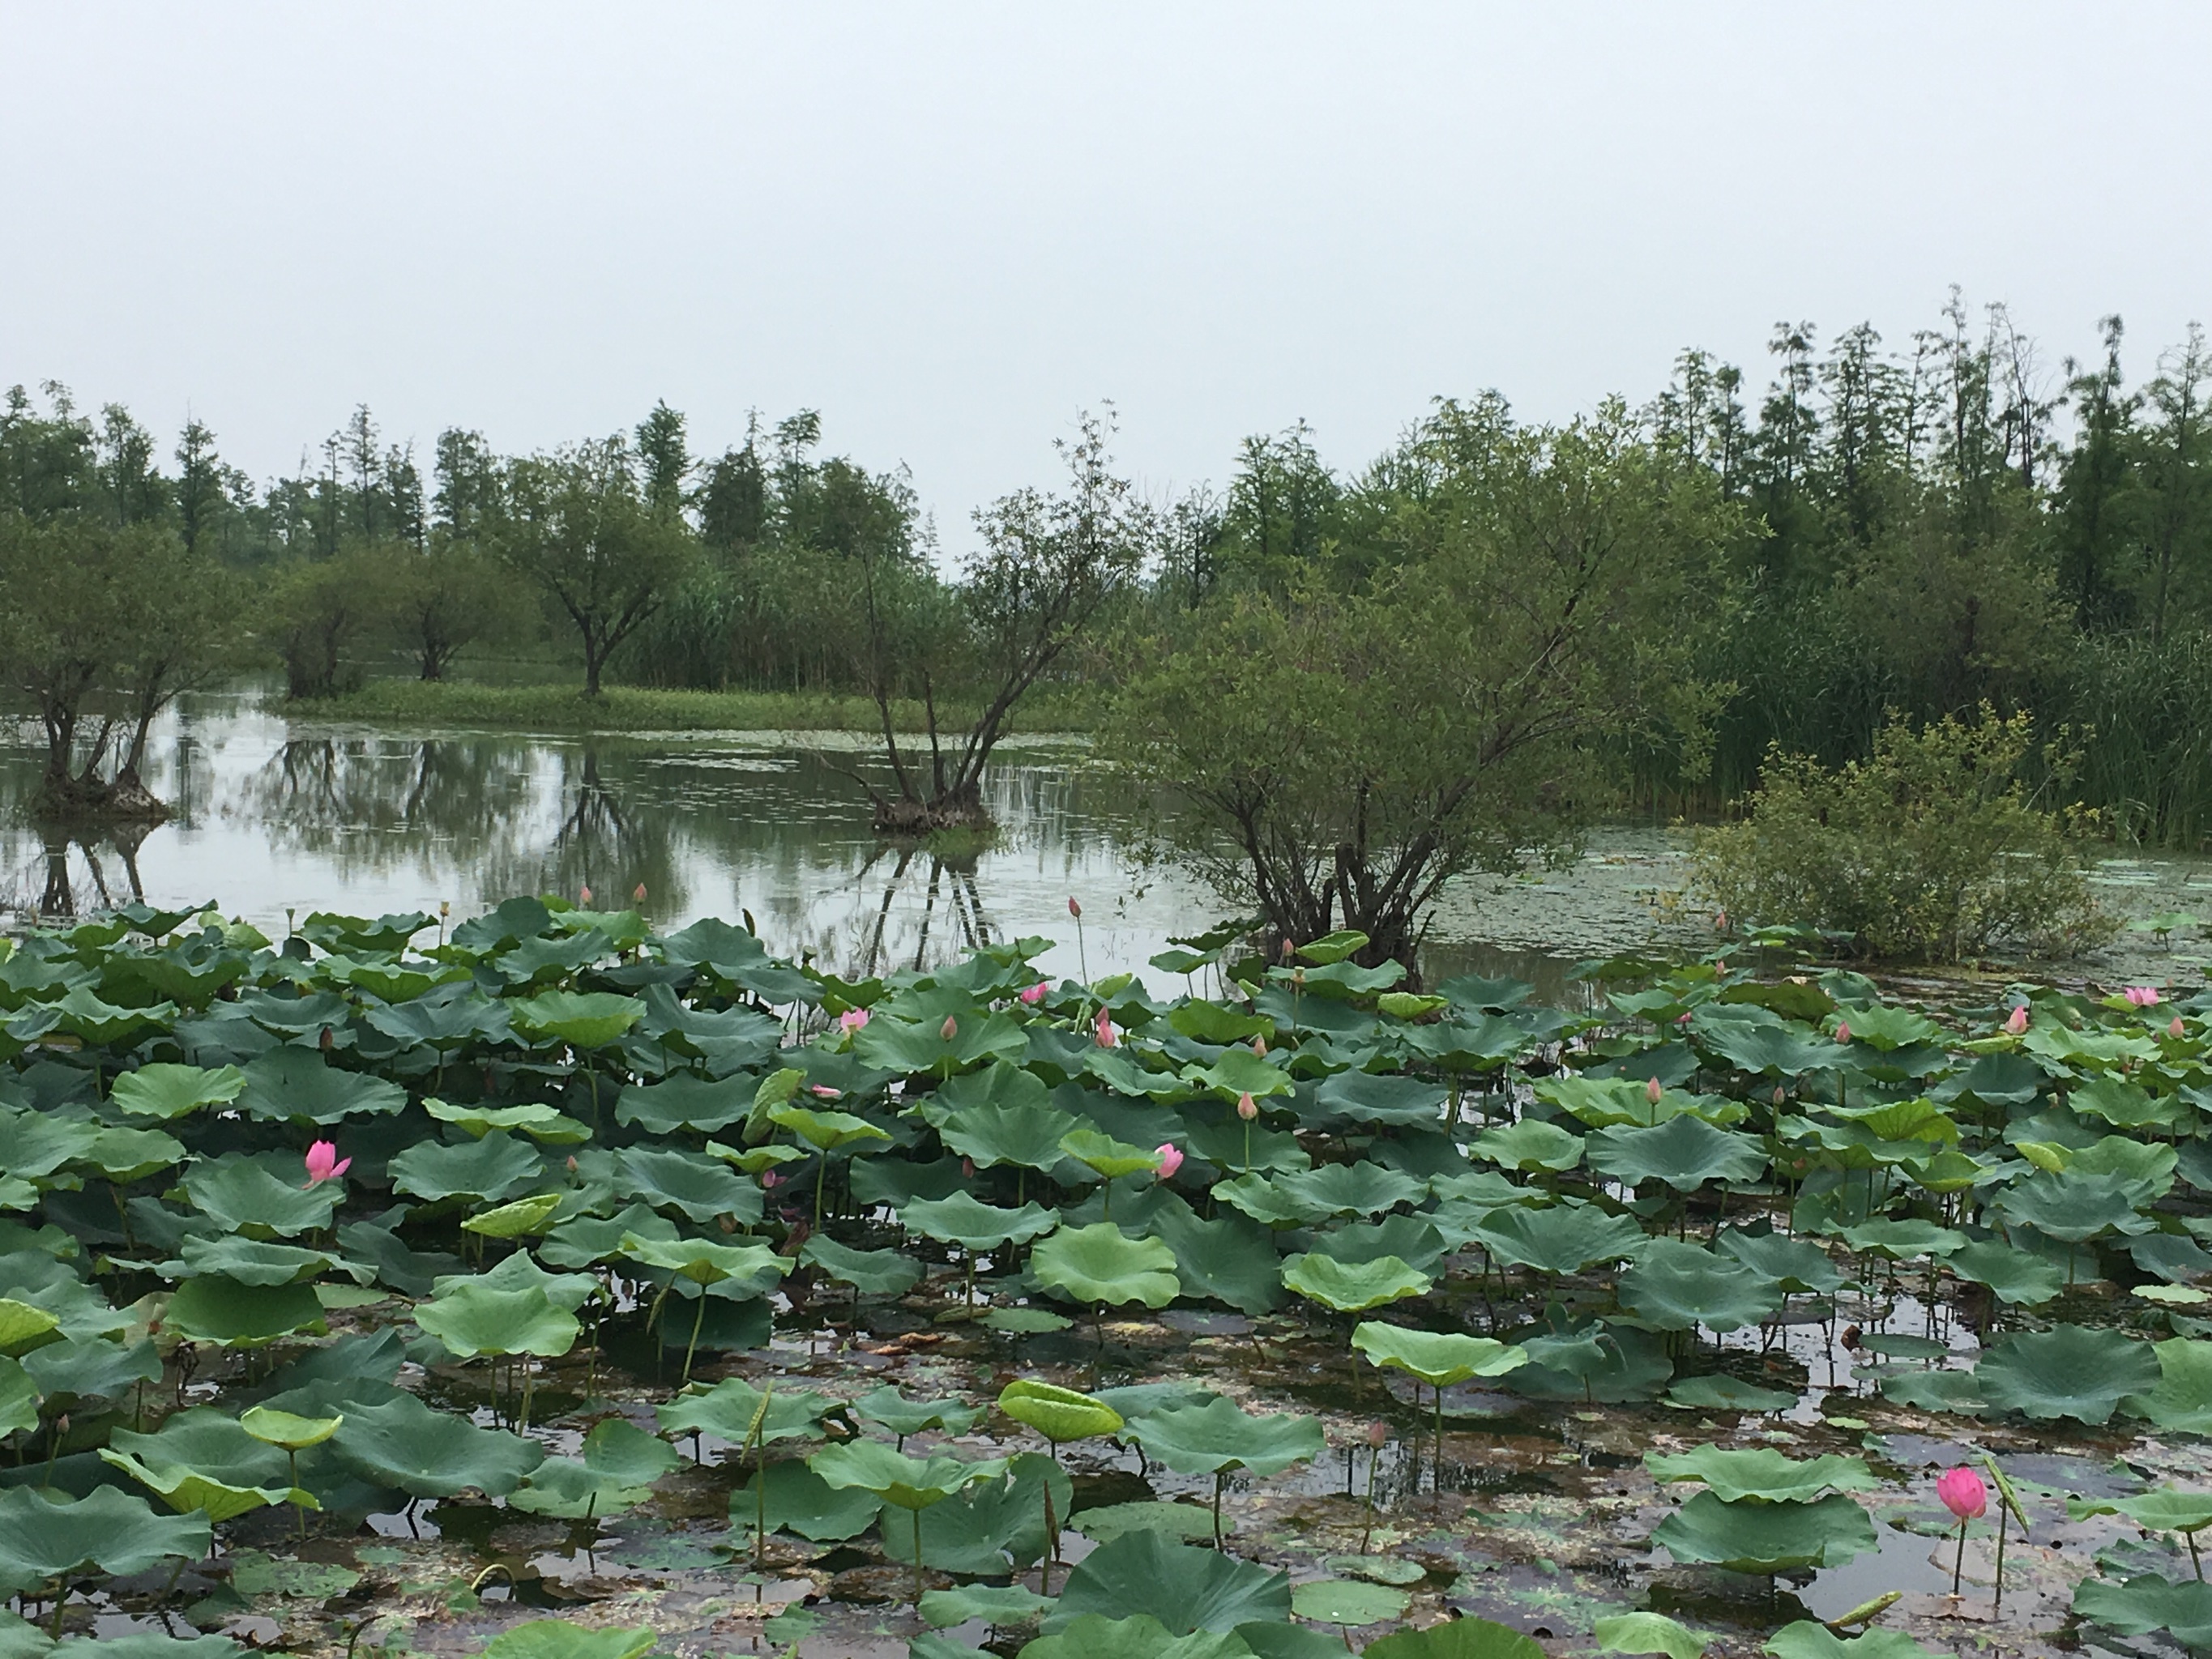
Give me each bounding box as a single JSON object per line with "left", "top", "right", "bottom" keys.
{"left": 0, "top": 900, "right": 2210, "bottom": 1657}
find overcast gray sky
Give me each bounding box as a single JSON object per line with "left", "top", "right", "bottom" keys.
{"left": 4, "top": 4, "right": 2206, "bottom": 548}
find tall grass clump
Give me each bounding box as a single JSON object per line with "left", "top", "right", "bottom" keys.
{"left": 2060, "top": 632, "right": 2212, "bottom": 849}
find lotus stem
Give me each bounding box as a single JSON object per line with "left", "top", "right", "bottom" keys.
{"left": 1212, "top": 1469, "right": 1226, "bottom": 1549}
{"left": 1951, "top": 1516, "right": 1966, "bottom": 1597}
{"left": 1041, "top": 1453, "right": 1059, "bottom": 1596}
{"left": 912, "top": 1506, "right": 925, "bottom": 1606}
{"left": 681, "top": 1292, "right": 707, "bottom": 1385}
{"left": 1992, "top": 1495, "right": 2007, "bottom": 1613}
{"left": 2193, "top": 1528, "right": 2204, "bottom": 1582}
{"left": 1433, "top": 1385, "right": 1444, "bottom": 1500}
{"left": 814, "top": 1153, "right": 829, "bottom": 1230}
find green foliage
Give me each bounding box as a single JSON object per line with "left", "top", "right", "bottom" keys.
{"left": 1693, "top": 707, "right": 2108, "bottom": 962}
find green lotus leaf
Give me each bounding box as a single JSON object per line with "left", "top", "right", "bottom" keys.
{"left": 1877, "top": 1367, "right": 1985, "bottom": 1414}
{"left": 96, "top": 1448, "right": 305, "bottom": 1525}
{"left": 239, "top": 1405, "right": 343, "bottom": 1451}
{"left": 768, "top": 1099, "right": 893, "bottom": 1154}
{"left": 361, "top": 984, "right": 510, "bottom": 1051}
{"left": 941, "top": 1099, "right": 1081, "bottom": 1171}
{"left": 1762, "top": 1623, "right": 1945, "bottom": 1659}
{"left": 852, "top": 1008, "right": 1029, "bottom": 1075}
{"left": 1469, "top": 1119, "right": 1585, "bottom": 1174}
{"left": 1947, "top": 1240, "right": 2063, "bottom": 1307}
{"left": 1995, "top": 1170, "right": 2153, "bottom": 1243}
{"left": 1595, "top": 1612, "right": 1710, "bottom": 1659}
{"left": 1280, "top": 1252, "right": 1429, "bottom": 1312}
{"left": 509, "top": 990, "right": 647, "bottom": 1051}
{"left": 464, "top": 1192, "right": 566, "bottom": 1239}
{"left": 1472, "top": 1201, "right": 1648, "bottom": 1276}
{"left": 1645, "top": 1445, "right": 1877, "bottom": 1503}
{"left": 75, "top": 1124, "right": 185, "bottom": 1183}
{"left": 657, "top": 1376, "right": 832, "bottom": 1447}
{"left": 615, "top": 1145, "right": 766, "bottom": 1226}
{"left": 508, "top": 1417, "right": 681, "bottom": 1518}
{"left": 1149, "top": 1205, "right": 1287, "bottom": 1316}
{"left": 1651, "top": 1491, "right": 1877, "bottom": 1574}
{"left": 414, "top": 1282, "right": 580, "bottom": 1360}
{"left": 109, "top": 1063, "right": 246, "bottom": 1121}
{"left": 1272, "top": 1163, "right": 1428, "bottom": 1218}
{"left": 1290, "top": 1577, "right": 1409, "bottom": 1626}
{"left": 1351, "top": 1322, "right": 1528, "bottom": 1388}
{"left": 19, "top": 1334, "right": 160, "bottom": 1401}
{"left": 1715, "top": 1228, "right": 1843, "bottom": 1294}
{"left": 801, "top": 1234, "right": 925, "bottom": 1294}
{"left": 53, "top": 1633, "right": 245, "bottom": 1659}
{"left": 1358, "top": 1617, "right": 1550, "bottom": 1658}
{"left": 476, "top": 1623, "right": 657, "bottom": 1659}
{"left": 730, "top": 1456, "right": 884, "bottom": 1541}
{"left": 619, "top": 1233, "right": 785, "bottom": 1293}
{"left": 999, "top": 1380, "right": 1124, "bottom": 1444}
{"left": 1306, "top": 1216, "right": 1447, "bottom": 1276}
{"left": 882, "top": 1451, "right": 1071, "bottom": 1574}
{"left": 920, "top": 1581, "right": 1055, "bottom": 1630}
{"left": 237, "top": 1048, "right": 408, "bottom": 1125}
{"left": 41, "top": 986, "right": 177, "bottom": 1047}
{"left": 1061, "top": 1128, "right": 1164, "bottom": 1182}
{"left": 433, "top": 1249, "right": 599, "bottom": 1310}
{"left": 984, "top": 1307, "right": 1075, "bottom": 1336}
{"left": 1833, "top": 1219, "right": 1968, "bottom": 1260}
{"left": 1586, "top": 1115, "right": 1768, "bottom": 1192}
{"left": 428, "top": 1098, "right": 591, "bottom": 1143}
{"left": 0, "top": 1358, "right": 37, "bottom": 1437}
{"left": 2068, "top": 1488, "right": 2212, "bottom": 1533}
{"left": 1660, "top": 1375, "right": 1799, "bottom": 1414}
{"left": 2071, "top": 1572, "right": 2212, "bottom": 1648}
{"left": 1620, "top": 1242, "right": 1785, "bottom": 1333}
{"left": 1045, "top": 1533, "right": 1291, "bottom": 1636}
{"left": 181, "top": 1154, "right": 344, "bottom": 1239}
{"left": 2122, "top": 1337, "right": 2212, "bottom": 1433}
{"left": 1313, "top": 1070, "right": 1446, "bottom": 1128}
{"left": 0, "top": 1302, "right": 59, "bottom": 1359}
{"left": 106, "top": 1407, "right": 292, "bottom": 1491}
{"left": 2072, "top": 1075, "right": 2183, "bottom": 1131}
{"left": 327, "top": 1389, "right": 544, "bottom": 1497}
{"left": 1213, "top": 1175, "right": 1328, "bottom": 1227}
{"left": 1032, "top": 1223, "right": 1181, "bottom": 1308}
{"left": 1975, "top": 1324, "right": 2161, "bottom": 1423}
{"left": 903, "top": 1192, "right": 1061, "bottom": 1251}
{"left": 176, "top": 1235, "right": 335, "bottom": 1287}
{"left": 391, "top": 1132, "right": 546, "bottom": 1206}
{"left": 1691, "top": 1021, "right": 1840, "bottom": 1079}
{"left": 164, "top": 1275, "right": 327, "bottom": 1347}
{"left": 856, "top": 1386, "right": 982, "bottom": 1441}
{"left": 2073, "top": 1135, "right": 2179, "bottom": 1201}
{"left": 1123, "top": 1397, "right": 1322, "bottom": 1478}
{"left": 0, "top": 1486, "right": 210, "bottom": 1595}
{"left": 1018, "top": 1613, "right": 1251, "bottom": 1659}
{"left": 1191, "top": 1047, "right": 1294, "bottom": 1102}
{"left": 1075, "top": 1502, "right": 1225, "bottom": 1546}
{"left": 809, "top": 1438, "right": 1005, "bottom": 1511}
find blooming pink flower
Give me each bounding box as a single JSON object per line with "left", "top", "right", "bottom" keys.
{"left": 940, "top": 1014, "right": 959, "bottom": 1040}
{"left": 1067, "top": 897, "right": 1082, "bottom": 919}
{"left": 1155, "top": 1143, "right": 1184, "bottom": 1179}
{"left": 839, "top": 1008, "right": 870, "bottom": 1034}
{"left": 303, "top": 1140, "right": 350, "bottom": 1187}
{"left": 1236, "top": 1091, "right": 1258, "bottom": 1122}
{"left": 1645, "top": 1076, "right": 1663, "bottom": 1105}
{"left": 579, "top": 885, "right": 592, "bottom": 905}
{"left": 2004, "top": 1004, "right": 2029, "bottom": 1034}
{"left": 2124, "top": 985, "right": 2162, "bottom": 1008}
{"left": 2173, "top": 1016, "right": 2189, "bottom": 1039}
{"left": 1834, "top": 1021, "right": 1851, "bottom": 1044}
{"left": 1019, "top": 982, "right": 1048, "bottom": 1006}
{"left": 1094, "top": 1008, "right": 1117, "bottom": 1048}
{"left": 1937, "top": 1465, "right": 1988, "bottom": 1520}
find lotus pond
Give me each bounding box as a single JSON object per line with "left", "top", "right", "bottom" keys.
{"left": 3, "top": 902, "right": 2212, "bottom": 1659}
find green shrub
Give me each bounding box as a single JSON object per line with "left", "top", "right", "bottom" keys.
{"left": 1691, "top": 706, "right": 2109, "bottom": 962}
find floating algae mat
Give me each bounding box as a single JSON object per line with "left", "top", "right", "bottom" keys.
{"left": 2, "top": 901, "right": 2212, "bottom": 1657}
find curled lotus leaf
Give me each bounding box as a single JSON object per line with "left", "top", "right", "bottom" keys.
{"left": 998, "top": 1380, "right": 1123, "bottom": 1444}
{"left": 1279, "top": 1252, "right": 1430, "bottom": 1313}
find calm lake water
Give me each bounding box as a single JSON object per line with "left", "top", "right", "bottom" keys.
{"left": 1, "top": 689, "right": 2205, "bottom": 996}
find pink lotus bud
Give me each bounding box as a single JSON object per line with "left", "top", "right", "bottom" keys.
{"left": 1674, "top": 1011, "right": 1693, "bottom": 1026}
{"left": 1155, "top": 1143, "right": 1184, "bottom": 1179}
{"left": 579, "top": 885, "right": 592, "bottom": 905}
{"left": 1772, "top": 1085, "right": 1786, "bottom": 1106}
{"left": 1714, "top": 911, "right": 1728, "bottom": 932}
{"left": 1834, "top": 1021, "right": 1851, "bottom": 1044}
{"left": 318, "top": 1026, "right": 334, "bottom": 1053}
{"left": 1281, "top": 939, "right": 1297, "bottom": 961}
{"left": 2004, "top": 1004, "right": 2029, "bottom": 1034}
{"left": 962, "top": 1157, "right": 976, "bottom": 1179}
{"left": 940, "top": 1014, "right": 959, "bottom": 1041}
{"left": 565, "top": 1155, "right": 579, "bottom": 1173}
{"left": 1252, "top": 1035, "right": 1267, "bottom": 1058}
{"left": 1094, "top": 1008, "right": 1117, "bottom": 1048}
{"left": 1236, "top": 1092, "right": 1258, "bottom": 1122}
{"left": 761, "top": 1169, "right": 783, "bottom": 1190}
{"left": 2172, "top": 1016, "right": 2188, "bottom": 1039}
{"left": 633, "top": 883, "right": 647, "bottom": 903}
{"left": 810, "top": 1084, "right": 841, "bottom": 1098}
{"left": 1067, "top": 897, "right": 1082, "bottom": 919}
{"left": 2125, "top": 985, "right": 2162, "bottom": 1008}
{"left": 1645, "top": 1077, "right": 1663, "bottom": 1105}
{"left": 1937, "top": 1465, "right": 1988, "bottom": 1520}
{"left": 839, "top": 1008, "right": 870, "bottom": 1034}
{"left": 1366, "top": 1420, "right": 1388, "bottom": 1448}
{"left": 1019, "top": 982, "right": 1048, "bottom": 1006}
{"left": 302, "top": 1140, "right": 351, "bottom": 1187}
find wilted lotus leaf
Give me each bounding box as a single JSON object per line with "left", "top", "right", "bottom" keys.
{"left": 1645, "top": 1445, "right": 1877, "bottom": 1503}
{"left": 1652, "top": 1491, "right": 1877, "bottom": 1573}
{"left": 1031, "top": 1223, "right": 1179, "bottom": 1309}
{"left": 1975, "top": 1324, "right": 2162, "bottom": 1423}
{"left": 1044, "top": 1533, "right": 1291, "bottom": 1636}
{"left": 1280, "top": 1252, "right": 1429, "bottom": 1312}
{"left": 0, "top": 1485, "right": 211, "bottom": 1595}
{"left": 1351, "top": 1322, "right": 1528, "bottom": 1388}
{"left": 109, "top": 1062, "right": 246, "bottom": 1121}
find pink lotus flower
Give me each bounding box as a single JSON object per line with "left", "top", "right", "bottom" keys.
{"left": 579, "top": 885, "right": 592, "bottom": 905}
{"left": 1094, "top": 1008, "right": 1117, "bottom": 1048}
{"left": 839, "top": 1008, "right": 870, "bottom": 1034}
{"left": 303, "top": 1140, "right": 350, "bottom": 1187}
{"left": 1019, "top": 982, "right": 1048, "bottom": 1006}
{"left": 1067, "top": 897, "right": 1082, "bottom": 919}
{"left": 1937, "top": 1465, "right": 1988, "bottom": 1520}
{"left": 940, "top": 1014, "right": 959, "bottom": 1040}
{"left": 1674, "top": 1011, "right": 1693, "bottom": 1026}
{"left": 2004, "top": 1004, "right": 2029, "bottom": 1034}
{"left": 810, "top": 1084, "right": 841, "bottom": 1098}
{"left": 2173, "top": 1016, "right": 2189, "bottom": 1039}
{"left": 1645, "top": 1076, "right": 1663, "bottom": 1105}
{"left": 2124, "top": 985, "right": 2162, "bottom": 1008}
{"left": 1834, "top": 1021, "right": 1851, "bottom": 1044}
{"left": 1236, "top": 1091, "right": 1258, "bottom": 1122}
{"left": 1155, "top": 1143, "right": 1184, "bottom": 1179}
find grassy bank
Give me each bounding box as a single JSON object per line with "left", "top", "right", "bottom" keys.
{"left": 305, "top": 677, "right": 1102, "bottom": 736}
